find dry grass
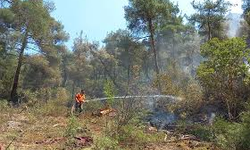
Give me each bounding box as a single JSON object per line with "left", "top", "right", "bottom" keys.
{"left": 0, "top": 100, "right": 109, "bottom": 150}
{"left": 0, "top": 100, "right": 217, "bottom": 150}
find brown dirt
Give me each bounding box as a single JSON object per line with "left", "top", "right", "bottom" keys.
{"left": 0, "top": 109, "right": 217, "bottom": 150}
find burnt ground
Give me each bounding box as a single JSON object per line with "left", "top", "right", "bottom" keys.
{"left": 0, "top": 106, "right": 217, "bottom": 150}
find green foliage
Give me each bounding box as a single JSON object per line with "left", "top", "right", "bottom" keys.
{"left": 0, "top": 52, "right": 17, "bottom": 98}
{"left": 189, "top": 0, "right": 231, "bottom": 40}
{"left": 197, "top": 37, "right": 250, "bottom": 119}
{"left": 210, "top": 106, "right": 250, "bottom": 150}
{"left": 20, "top": 90, "right": 38, "bottom": 104}
{"left": 124, "top": 0, "right": 180, "bottom": 36}
{"left": 0, "top": 99, "right": 9, "bottom": 111}
{"left": 25, "top": 88, "right": 69, "bottom": 117}
{"left": 93, "top": 135, "right": 120, "bottom": 150}
{"left": 103, "top": 29, "right": 146, "bottom": 87}
{"left": 242, "top": 0, "right": 250, "bottom": 26}
{"left": 156, "top": 73, "right": 183, "bottom": 96}
{"left": 64, "top": 116, "right": 80, "bottom": 138}
{"left": 103, "top": 80, "right": 116, "bottom": 106}
{"left": 240, "top": 106, "right": 250, "bottom": 149}
{"left": 0, "top": 0, "right": 68, "bottom": 103}
{"left": 189, "top": 125, "right": 214, "bottom": 142}
{"left": 39, "top": 101, "right": 67, "bottom": 117}
{"left": 124, "top": 0, "right": 182, "bottom": 88}
{"left": 213, "top": 117, "right": 244, "bottom": 149}
{"left": 22, "top": 56, "right": 62, "bottom": 90}
{"left": 171, "top": 81, "right": 203, "bottom": 117}
{"left": 118, "top": 124, "right": 165, "bottom": 148}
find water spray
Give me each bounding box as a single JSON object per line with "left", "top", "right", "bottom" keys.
{"left": 85, "top": 95, "right": 182, "bottom": 102}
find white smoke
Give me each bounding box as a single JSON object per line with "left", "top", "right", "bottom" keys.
{"left": 227, "top": 13, "right": 242, "bottom": 38}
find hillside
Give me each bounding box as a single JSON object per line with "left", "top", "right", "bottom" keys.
{"left": 0, "top": 101, "right": 215, "bottom": 150}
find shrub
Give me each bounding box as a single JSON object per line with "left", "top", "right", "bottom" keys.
{"left": 118, "top": 124, "right": 165, "bottom": 148}
{"left": 93, "top": 135, "right": 120, "bottom": 150}
{"left": 239, "top": 110, "right": 250, "bottom": 149}
{"left": 54, "top": 87, "right": 69, "bottom": 102}
{"left": 0, "top": 99, "right": 9, "bottom": 111}
{"left": 29, "top": 87, "right": 69, "bottom": 117}
{"left": 189, "top": 124, "right": 214, "bottom": 142}
{"left": 213, "top": 118, "right": 243, "bottom": 150}
{"left": 19, "top": 90, "right": 38, "bottom": 105}
{"left": 103, "top": 80, "right": 116, "bottom": 107}
{"left": 64, "top": 116, "right": 80, "bottom": 138}
{"left": 84, "top": 101, "right": 103, "bottom": 112}
{"left": 36, "top": 88, "right": 52, "bottom": 102}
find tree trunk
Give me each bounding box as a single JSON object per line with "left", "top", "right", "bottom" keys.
{"left": 228, "top": 74, "right": 235, "bottom": 120}
{"left": 208, "top": 21, "right": 212, "bottom": 41}
{"left": 126, "top": 48, "right": 131, "bottom": 95}
{"left": 226, "top": 98, "right": 233, "bottom": 120}
{"left": 172, "top": 34, "right": 177, "bottom": 73}
{"left": 71, "top": 81, "right": 75, "bottom": 99}
{"left": 126, "top": 61, "right": 131, "bottom": 95}
{"left": 62, "top": 58, "right": 67, "bottom": 87}
{"left": 148, "top": 19, "right": 161, "bottom": 92}
{"left": 10, "top": 31, "right": 28, "bottom": 104}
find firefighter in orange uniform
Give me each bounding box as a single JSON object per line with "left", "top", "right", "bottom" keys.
{"left": 73, "top": 90, "right": 86, "bottom": 113}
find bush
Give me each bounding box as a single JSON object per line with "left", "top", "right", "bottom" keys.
{"left": 36, "top": 88, "right": 52, "bottom": 102}
{"left": 0, "top": 99, "right": 9, "bottom": 111}
{"left": 239, "top": 110, "right": 250, "bottom": 149}
{"left": 118, "top": 124, "right": 165, "bottom": 148}
{"left": 189, "top": 124, "right": 214, "bottom": 142}
{"left": 84, "top": 101, "right": 103, "bottom": 112}
{"left": 28, "top": 87, "right": 69, "bottom": 117}
{"left": 64, "top": 116, "right": 80, "bottom": 138}
{"left": 19, "top": 90, "right": 38, "bottom": 105}
{"left": 213, "top": 118, "right": 243, "bottom": 150}
{"left": 93, "top": 135, "right": 120, "bottom": 150}
{"left": 103, "top": 80, "right": 116, "bottom": 107}
{"left": 54, "top": 87, "right": 69, "bottom": 102}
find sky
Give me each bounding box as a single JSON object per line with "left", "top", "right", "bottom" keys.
{"left": 52, "top": 0, "right": 243, "bottom": 48}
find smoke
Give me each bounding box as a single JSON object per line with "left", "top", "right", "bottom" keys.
{"left": 227, "top": 12, "right": 242, "bottom": 38}
{"left": 209, "top": 113, "right": 216, "bottom": 125}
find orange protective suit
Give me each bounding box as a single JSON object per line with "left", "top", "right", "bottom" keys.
{"left": 75, "top": 93, "right": 86, "bottom": 103}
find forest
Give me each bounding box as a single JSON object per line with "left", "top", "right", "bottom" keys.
{"left": 0, "top": 0, "right": 250, "bottom": 149}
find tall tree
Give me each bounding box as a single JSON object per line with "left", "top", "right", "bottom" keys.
{"left": 66, "top": 34, "right": 95, "bottom": 97}
{"left": 189, "top": 0, "right": 231, "bottom": 41}
{"left": 104, "top": 29, "right": 146, "bottom": 92}
{"left": 243, "top": 0, "right": 250, "bottom": 26}
{"left": 124, "top": 0, "right": 180, "bottom": 92}
{"left": 155, "top": 15, "right": 184, "bottom": 73}
{"left": 241, "top": 0, "right": 250, "bottom": 46}
{"left": 0, "top": 0, "right": 67, "bottom": 104}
